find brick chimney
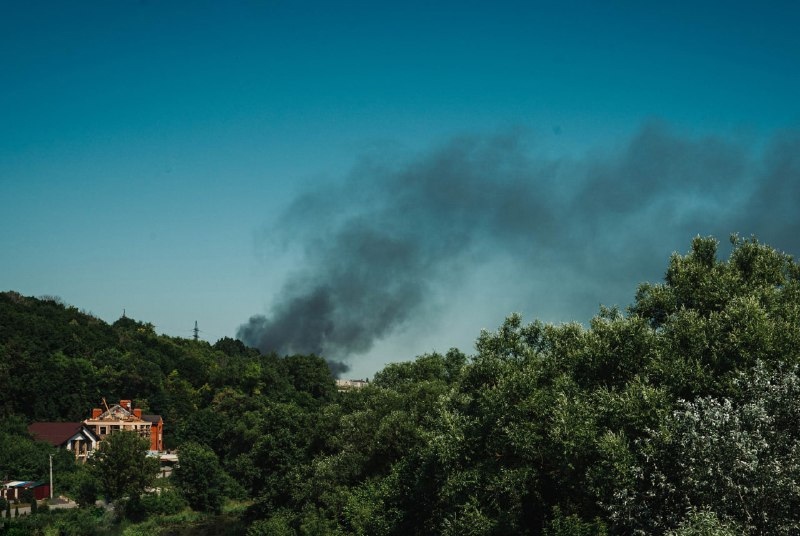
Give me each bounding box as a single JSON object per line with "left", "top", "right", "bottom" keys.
{"left": 92, "top": 408, "right": 102, "bottom": 419}
{"left": 120, "top": 400, "right": 132, "bottom": 412}
{"left": 133, "top": 408, "right": 142, "bottom": 419}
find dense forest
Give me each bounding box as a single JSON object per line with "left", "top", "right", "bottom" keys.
{"left": 2, "top": 235, "right": 800, "bottom": 535}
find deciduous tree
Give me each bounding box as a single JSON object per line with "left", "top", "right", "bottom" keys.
{"left": 173, "top": 441, "right": 225, "bottom": 514}
{"left": 88, "top": 431, "right": 159, "bottom": 503}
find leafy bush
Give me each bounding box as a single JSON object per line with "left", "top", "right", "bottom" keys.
{"left": 667, "top": 509, "right": 739, "bottom": 536}
{"left": 140, "top": 489, "right": 188, "bottom": 516}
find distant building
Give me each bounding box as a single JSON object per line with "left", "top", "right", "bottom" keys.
{"left": 28, "top": 422, "right": 100, "bottom": 462}
{"left": 335, "top": 378, "right": 370, "bottom": 391}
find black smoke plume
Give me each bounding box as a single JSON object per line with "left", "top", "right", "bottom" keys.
{"left": 238, "top": 123, "right": 800, "bottom": 374}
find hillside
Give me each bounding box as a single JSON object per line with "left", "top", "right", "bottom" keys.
{"left": 0, "top": 291, "right": 335, "bottom": 427}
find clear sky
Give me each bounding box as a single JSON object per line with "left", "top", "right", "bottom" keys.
{"left": 2, "top": 1, "right": 799, "bottom": 378}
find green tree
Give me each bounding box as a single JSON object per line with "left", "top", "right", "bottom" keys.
{"left": 173, "top": 441, "right": 225, "bottom": 514}
{"left": 608, "top": 363, "right": 800, "bottom": 534}
{"left": 633, "top": 235, "right": 800, "bottom": 397}
{"left": 247, "top": 510, "right": 296, "bottom": 536}
{"left": 667, "top": 509, "right": 739, "bottom": 536}
{"left": 88, "top": 431, "right": 159, "bottom": 503}
{"left": 74, "top": 469, "right": 99, "bottom": 508}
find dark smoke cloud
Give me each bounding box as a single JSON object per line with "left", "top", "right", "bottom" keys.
{"left": 238, "top": 123, "right": 800, "bottom": 374}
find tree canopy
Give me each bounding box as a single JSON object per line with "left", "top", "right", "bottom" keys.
{"left": 88, "top": 431, "right": 160, "bottom": 502}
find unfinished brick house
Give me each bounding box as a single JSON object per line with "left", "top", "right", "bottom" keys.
{"left": 83, "top": 399, "right": 164, "bottom": 452}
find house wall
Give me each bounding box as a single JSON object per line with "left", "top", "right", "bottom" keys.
{"left": 84, "top": 418, "right": 152, "bottom": 440}
{"left": 32, "top": 484, "right": 50, "bottom": 501}
{"left": 149, "top": 419, "right": 163, "bottom": 451}
{"left": 66, "top": 435, "right": 96, "bottom": 462}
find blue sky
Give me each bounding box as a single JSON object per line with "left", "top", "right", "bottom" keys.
{"left": 2, "top": 1, "right": 799, "bottom": 377}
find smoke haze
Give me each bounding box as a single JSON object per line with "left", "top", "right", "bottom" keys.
{"left": 238, "top": 123, "right": 800, "bottom": 375}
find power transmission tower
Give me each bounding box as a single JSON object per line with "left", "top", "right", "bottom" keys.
{"left": 193, "top": 321, "right": 199, "bottom": 341}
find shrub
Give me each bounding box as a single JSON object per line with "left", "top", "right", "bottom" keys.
{"left": 140, "top": 489, "right": 188, "bottom": 516}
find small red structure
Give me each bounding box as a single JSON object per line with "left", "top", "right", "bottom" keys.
{"left": 1, "top": 481, "right": 50, "bottom": 502}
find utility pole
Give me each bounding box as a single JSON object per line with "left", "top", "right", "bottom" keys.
{"left": 49, "top": 454, "right": 53, "bottom": 499}
{"left": 193, "top": 321, "right": 199, "bottom": 341}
